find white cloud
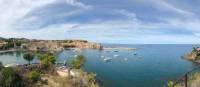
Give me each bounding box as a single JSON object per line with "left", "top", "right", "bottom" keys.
{"left": 116, "top": 9, "right": 138, "bottom": 22}
{"left": 136, "top": 0, "right": 194, "bottom": 16}
{"left": 65, "top": 0, "right": 92, "bottom": 9}
{"left": 160, "top": 17, "right": 200, "bottom": 34}
{"left": 0, "top": 0, "right": 199, "bottom": 44}
{"left": 0, "top": 0, "right": 59, "bottom": 37}
{"left": 0, "top": 0, "right": 91, "bottom": 38}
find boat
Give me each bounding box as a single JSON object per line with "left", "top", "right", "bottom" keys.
{"left": 101, "top": 56, "right": 105, "bottom": 58}
{"left": 74, "top": 55, "right": 78, "bottom": 57}
{"left": 103, "top": 57, "right": 112, "bottom": 62}
{"left": 124, "top": 58, "right": 128, "bottom": 61}
{"left": 113, "top": 55, "right": 119, "bottom": 58}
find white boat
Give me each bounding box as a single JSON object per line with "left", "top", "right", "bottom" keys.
{"left": 104, "top": 57, "right": 112, "bottom": 61}
{"left": 124, "top": 58, "right": 128, "bottom": 61}
{"left": 113, "top": 55, "right": 119, "bottom": 58}
{"left": 74, "top": 55, "right": 78, "bottom": 57}
{"left": 101, "top": 56, "right": 105, "bottom": 58}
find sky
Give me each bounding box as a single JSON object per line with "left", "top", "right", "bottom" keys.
{"left": 0, "top": 0, "right": 200, "bottom": 44}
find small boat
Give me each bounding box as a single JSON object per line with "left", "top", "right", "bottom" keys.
{"left": 104, "top": 57, "right": 112, "bottom": 62}
{"left": 74, "top": 55, "right": 78, "bottom": 57}
{"left": 124, "top": 58, "right": 128, "bottom": 61}
{"left": 113, "top": 55, "right": 119, "bottom": 58}
{"left": 101, "top": 56, "right": 105, "bottom": 58}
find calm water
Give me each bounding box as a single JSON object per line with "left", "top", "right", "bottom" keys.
{"left": 0, "top": 44, "right": 199, "bottom": 87}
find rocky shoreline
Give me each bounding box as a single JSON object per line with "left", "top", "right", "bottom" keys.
{"left": 0, "top": 38, "right": 103, "bottom": 52}
{"left": 184, "top": 47, "right": 200, "bottom": 63}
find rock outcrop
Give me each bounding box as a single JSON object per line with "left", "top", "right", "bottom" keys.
{"left": 21, "top": 41, "right": 63, "bottom": 51}
{"left": 185, "top": 47, "right": 200, "bottom": 63}
{"left": 61, "top": 40, "right": 103, "bottom": 50}
{"left": 21, "top": 40, "right": 103, "bottom": 51}
{"left": 0, "top": 41, "right": 7, "bottom": 49}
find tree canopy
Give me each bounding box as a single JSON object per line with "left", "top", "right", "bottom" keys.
{"left": 23, "top": 53, "right": 34, "bottom": 65}
{"left": 70, "top": 55, "right": 86, "bottom": 69}
{"left": 38, "top": 54, "right": 56, "bottom": 68}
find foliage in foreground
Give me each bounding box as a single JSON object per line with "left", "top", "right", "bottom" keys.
{"left": 165, "top": 72, "right": 200, "bottom": 87}
{"left": 29, "top": 71, "right": 41, "bottom": 82}
{"left": 0, "top": 53, "right": 99, "bottom": 87}
{"left": 70, "top": 55, "right": 86, "bottom": 69}
{"left": 0, "top": 67, "right": 23, "bottom": 87}
{"left": 38, "top": 53, "right": 56, "bottom": 68}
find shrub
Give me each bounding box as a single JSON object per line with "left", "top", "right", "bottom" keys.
{"left": 38, "top": 54, "right": 56, "bottom": 68}
{"left": 167, "top": 81, "right": 173, "bottom": 87}
{"left": 86, "top": 73, "right": 96, "bottom": 83}
{"left": 70, "top": 55, "right": 86, "bottom": 69}
{"left": 0, "top": 67, "right": 23, "bottom": 87}
{"left": 0, "top": 62, "right": 4, "bottom": 71}
{"left": 29, "top": 71, "right": 40, "bottom": 82}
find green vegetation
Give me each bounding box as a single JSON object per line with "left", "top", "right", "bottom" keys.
{"left": 166, "top": 81, "right": 173, "bottom": 87}
{"left": 29, "top": 71, "right": 40, "bottom": 82}
{"left": 0, "top": 53, "right": 99, "bottom": 87}
{"left": 185, "top": 47, "right": 200, "bottom": 61}
{"left": 166, "top": 72, "right": 200, "bottom": 87}
{"left": 70, "top": 55, "right": 86, "bottom": 69}
{"left": 23, "top": 53, "right": 34, "bottom": 65}
{"left": 38, "top": 53, "right": 56, "bottom": 68}
{"left": 192, "top": 47, "right": 199, "bottom": 53}
{"left": 0, "top": 62, "right": 4, "bottom": 70}
{"left": 0, "top": 38, "right": 24, "bottom": 50}
{"left": 69, "top": 55, "right": 99, "bottom": 87}
{"left": 0, "top": 67, "right": 23, "bottom": 87}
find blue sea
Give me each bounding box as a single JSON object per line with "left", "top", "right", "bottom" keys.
{"left": 0, "top": 44, "right": 199, "bottom": 87}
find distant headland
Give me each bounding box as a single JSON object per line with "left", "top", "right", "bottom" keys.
{"left": 0, "top": 37, "right": 103, "bottom": 52}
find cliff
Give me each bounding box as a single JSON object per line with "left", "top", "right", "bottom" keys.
{"left": 21, "top": 40, "right": 103, "bottom": 51}
{"left": 185, "top": 47, "right": 200, "bottom": 63}
{"left": 61, "top": 40, "right": 103, "bottom": 50}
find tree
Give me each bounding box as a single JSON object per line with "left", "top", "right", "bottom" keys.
{"left": 23, "top": 53, "right": 34, "bottom": 65}
{"left": 70, "top": 55, "right": 86, "bottom": 69}
{"left": 0, "top": 62, "right": 4, "bottom": 71}
{"left": 38, "top": 54, "right": 56, "bottom": 68}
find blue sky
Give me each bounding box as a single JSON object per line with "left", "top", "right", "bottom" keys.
{"left": 0, "top": 0, "right": 200, "bottom": 44}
